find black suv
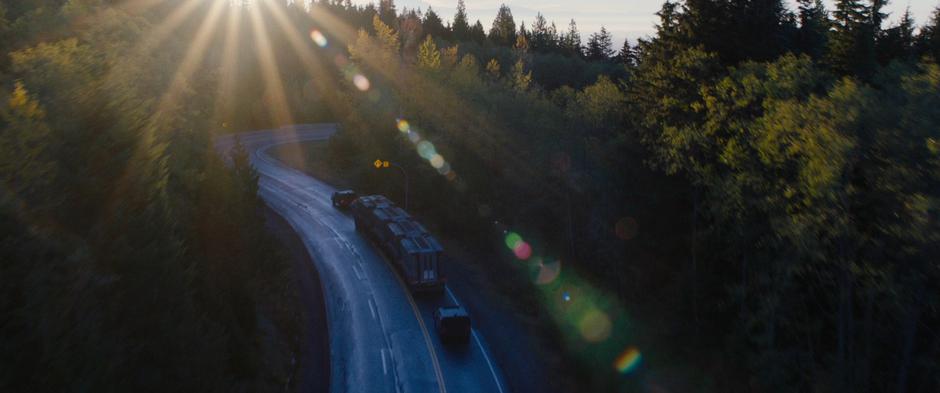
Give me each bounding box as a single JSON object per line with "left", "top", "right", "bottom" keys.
{"left": 331, "top": 190, "right": 358, "bottom": 208}
{"left": 434, "top": 306, "right": 471, "bottom": 344}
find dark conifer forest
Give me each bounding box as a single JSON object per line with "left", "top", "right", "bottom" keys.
{"left": 1, "top": 0, "right": 938, "bottom": 392}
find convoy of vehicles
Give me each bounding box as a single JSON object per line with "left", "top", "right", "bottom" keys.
{"left": 348, "top": 195, "right": 447, "bottom": 292}
{"left": 340, "top": 193, "right": 471, "bottom": 342}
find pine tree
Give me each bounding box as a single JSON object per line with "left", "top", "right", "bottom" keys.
{"left": 379, "top": 0, "right": 397, "bottom": 28}
{"left": 797, "top": 0, "right": 830, "bottom": 60}
{"left": 915, "top": 6, "right": 940, "bottom": 60}
{"left": 488, "top": 4, "right": 516, "bottom": 47}
{"left": 470, "top": 20, "right": 486, "bottom": 44}
{"left": 618, "top": 38, "right": 637, "bottom": 68}
{"left": 561, "top": 19, "right": 583, "bottom": 57}
{"left": 827, "top": 0, "right": 877, "bottom": 78}
{"left": 531, "top": 13, "right": 557, "bottom": 52}
{"left": 452, "top": 0, "right": 470, "bottom": 41}
{"left": 736, "top": 0, "right": 792, "bottom": 61}
{"left": 423, "top": 6, "right": 446, "bottom": 39}
{"left": 585, "top": 26, "right": 614, "bottom": 61}
{"left": 877, "top": 7, "right": 916, "bottom": 64}
{"left": 517, "top": 21, "right": 529, "bottom": 44}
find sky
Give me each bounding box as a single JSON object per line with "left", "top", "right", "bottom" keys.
{"left": 350, "top": 0, "right": 940, "bottom": 45}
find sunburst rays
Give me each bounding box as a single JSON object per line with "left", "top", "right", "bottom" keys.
{"left": 248, "top": 1, "right": 294, "bottom": 128}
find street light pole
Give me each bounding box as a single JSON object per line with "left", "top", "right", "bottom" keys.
{"left": 388, "top": 162, "right": 409, "bottom": 210}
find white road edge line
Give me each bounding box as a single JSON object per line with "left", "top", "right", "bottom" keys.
{"left": 381, "top": 348, "right": 388, "bottom": 375}
{"left": 445, "top": 287, "right": 505, "bottom": 393}
{"left": 352, "top": 264, "right": 364, "bottom": 281}
{"left": 368, "top": 298, "right": 378, "bottom": 320}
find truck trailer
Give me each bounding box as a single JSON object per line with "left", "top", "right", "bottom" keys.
{"left": 349, "top": 195, "right": 446, "bottom": 292}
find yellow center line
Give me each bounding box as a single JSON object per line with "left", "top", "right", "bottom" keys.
{"left": 391, "top": 270, "right": 448, "bottom": 393}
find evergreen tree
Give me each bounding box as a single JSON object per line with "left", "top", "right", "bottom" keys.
{"left": 797, "top": 0, "right": 830, "bottom": 60}
{"left": 677, "top": 0, "right": 731, "bottom": 58}
{"left": 916, "top": 6, "right": 940, "bottom": 60}
{"left": 827, "top": 0, "right": 878, "bottom": 78}
{"left": 452, "top": 0, "right": 471, "bottom": 41}
{"left": 877, "top": 7, "right": 916, "bottom": 64}
{"left": 585, "top": 26, "right": 614, "bottom": 61}
{"left": 423, "top": 6, "right": 446, "bottom": 40}
{"left": 470, "top": 20, "right": 486, "bottom": 44}
{"left": 560, "top": 19, "right": 583, "bottom": 57}
{"left": 489, "top": 4, "right": 517, "bottom": 47}
{"left": 379, "top": 0, "right": 398, "bottom": 28}
{"left": 735, "top": 0, "right": 792, "bottom": 61}
{"left": 617, "top": 38, "right": 637, "bottom": 68}
{"left": 531, "top": 13, "right": 557, "bottom": 52}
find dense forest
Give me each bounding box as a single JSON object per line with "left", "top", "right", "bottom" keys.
{"left": 0, "top": 0, "right": 303, "bottom": 391}
{"left": 1, "top": 0, "right": 939, "bottom": 392}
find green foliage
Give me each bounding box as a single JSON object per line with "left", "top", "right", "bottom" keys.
{"left": 452, "top": 0, "right": 470, "bottom": 41}
{"left": 632, "top": 44, "right": 940, "bottom": 390}
{"left": 916, "top": 7, "right": 940, "bottom": 61}
{"left": 422, "top": 6, "right": 446, "bottom": 39}
{"left": 0, "top": 82, "right": 56, "bottom": 212}
{"left": 488, "top": 4, "right": 516, "bottom": 47}
{"left": 510, "top": 59, "right": 532, "bottom": 91}
{"left": 827, "top": 0, "right": 878, "bottom": 78}
{"left": 1, "top": 2, "right": 300, "bottom": 391}
{"left": 796, "top": 0, "right": 830, "bottom": 60}
{"left": 4, "top": 0, "right": 939, "bottom": 391}
{"left": 585, "top": 26, "right": 614, "bottom": 61}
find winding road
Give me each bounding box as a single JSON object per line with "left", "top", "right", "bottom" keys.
{"left": 215, "top": 125, "right": 507, "bottom": 393}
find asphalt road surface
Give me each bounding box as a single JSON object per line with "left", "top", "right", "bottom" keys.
{"left": 215, "top": 125, "right": 507, "bottom": 393}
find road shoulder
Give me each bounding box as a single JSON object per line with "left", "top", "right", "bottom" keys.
{"left": 265, "top": 207, "right": 331, "bottom": 393}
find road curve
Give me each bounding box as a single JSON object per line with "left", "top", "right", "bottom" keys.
{"left": 215, "top": 125, "right": 507, "bottom": 393}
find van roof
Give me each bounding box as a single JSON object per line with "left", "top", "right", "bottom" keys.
{"left": 437, "top": 306, "right": 469, "bottom": 319}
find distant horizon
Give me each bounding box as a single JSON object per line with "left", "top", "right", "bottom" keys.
{"left": 347, "top": 0, "right": 940, "bottom": 46}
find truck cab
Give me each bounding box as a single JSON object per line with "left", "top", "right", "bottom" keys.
{"left": 331, "top": 190, "right": 359, "bottom": 208}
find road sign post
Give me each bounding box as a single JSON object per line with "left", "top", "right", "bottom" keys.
{"left": 374, "top": 160, "right": 408, "bottom": 210}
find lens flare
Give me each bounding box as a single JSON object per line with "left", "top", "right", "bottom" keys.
{"left": 533, "top": 259, "right": 561, "bottom": 285}
{"left": 563, "top": 291, "right": 571, "bottom": 302}
{"left": 436, "top": 162, "right": 452, "bottom": 175}
{"left": 614, "top": 347, "right": 642, "bottom": 374}
{"left": 417, "top": 141, "right": 436, "bottom": 160}
{"left": 513, "top": 241, "right": 532, "bottom": 260}
{"left": 504, "top": 232, "right": 522, "bottom": 250}
{"left": 310, "top": 29, "right": 328, "bottom": 47}
{"left": 430, "top": 154, "right": 445, "bottom": 169}
{"left": 353, "top": 74, "right": 370, "bottom": 91}
{"left": 578, "top": 309, "right": 612, "bottom": 342}
{"left": 407, "top": 131, "right": 421, "bottom": 143}
{"left": 397, "top": 119, "right": 410, "bottom": 133}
